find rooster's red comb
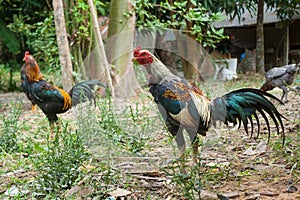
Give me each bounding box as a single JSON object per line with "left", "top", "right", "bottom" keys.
{"left": 134, "top": 46, "right": 141, "bottom": 57}
{"left": 23, "top": 51, "right": 31, "bottom": 61}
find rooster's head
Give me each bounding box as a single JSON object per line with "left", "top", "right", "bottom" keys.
{"left": 23, "top": 51, "right": 32, "bottom": 63}
{"left": 22, "top": 51, "right": 43, "bottom": 82}
{"left": 133, "top": 47, "right": 153, "bottom": 66}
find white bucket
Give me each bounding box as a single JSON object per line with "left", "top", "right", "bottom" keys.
{"left": 215, "top": 58, "right": 238, "bottom": 81}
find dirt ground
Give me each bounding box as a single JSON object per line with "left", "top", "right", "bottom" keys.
{"left": 0, "top": 86, "right": 299, "bottom": 199}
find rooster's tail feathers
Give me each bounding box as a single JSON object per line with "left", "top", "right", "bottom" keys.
{"left": 210, "top": 88, "right": 285, "bottom": 145}
{"left": 70, "top": 79, "right": 106, "bottom": 107}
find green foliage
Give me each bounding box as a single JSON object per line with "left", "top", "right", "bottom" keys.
{"left": 9, "top": 15, "right": 60, "bottom": 71}
{"left": 0, "top": 63, "right": 27, "bottom": 92}
{"left": 161, "top": 137, "right": 231, "bottom": 199}
{"left": 76, "top": 95, "right": 124, "bottom": 151}
{"left": 163, "top": 160, "right": 203, "bottom": 198}
{"left": 0, "top": 101, "right": 23, "bottom": 153}
{"left": 0, "top": 64, "right": 10, "bottom": 92}
{"left": 201, "top": 0, "right": 256, "bottom": 20}
{"left": 201, "top": 0, "right": 299, "bottom": 21}
{"left": 0, "top": 18, "right": 20, "bottom": 54}
{"left": 272, "top": 121, "right": 300, "bottom": 182}
{"left": 62, "top": 0, "right": 110, "bottom": 78}
{"left": 265, "top": 0, "right": 300, "bottom": 21}
{"left": 0, "top": 0, "right": 52, "bottom": 67}
{"left": 76, "top": 95, "right": 153, "bottom": 155}
{"left": 31, "top": 123, "right": 90, "bottom": 195}
{"left": 134, "top": 0, "right": 227, "bottom": 47}
{"left": 69, "top": 1, "right": 91, "bottom": 40}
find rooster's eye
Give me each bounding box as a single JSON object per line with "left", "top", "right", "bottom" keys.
{"left": 141, "top": 52, "right": 147, "bottom": 57}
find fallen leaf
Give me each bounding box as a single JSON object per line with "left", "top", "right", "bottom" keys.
{"left": 243, "top": 141, "right": 266, "bottom": 156}
{"left": 108, "top": 188, "right": 132, "bottom": 197}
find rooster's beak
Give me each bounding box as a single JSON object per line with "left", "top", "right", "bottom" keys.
{"left": 132, "top": 57, "right": 139, "bottom": 65}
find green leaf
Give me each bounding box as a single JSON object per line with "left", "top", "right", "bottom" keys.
{"left": 0, "top": 19, "right": 20, "bottom": 54}
{"left": 34, "top": 143, "right": 46, "bottom": 152}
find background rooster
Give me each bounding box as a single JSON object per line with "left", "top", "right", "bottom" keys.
{"left": 260, "top": 63, "right": 299, "bottom": 103}
{"left": 22, "top": 51, "right": 106, "bottom": 127}
{"left": 21, "top": 52, "right": 43, "bottom": 112}
{"left": 133, "top": 47, "right": 285, "bottom": 171}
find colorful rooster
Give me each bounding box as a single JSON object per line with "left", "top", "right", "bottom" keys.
{"left": 21, "top": 51, "right": 106, "bottom": 127}
{"left": 133, "top": 47, "right": 285, "bottom": 171}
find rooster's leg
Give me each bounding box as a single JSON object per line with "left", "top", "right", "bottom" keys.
{"left": 187, "top": 130, "right": 199, "bottom": 164}
{"left": 192, "top": 140, "right": 199, "bottom": 164}
{"left": 31, "top": 104, "right": 37, "bottom": 113}
{"left": 174, "top": 128, "right": 187, "bottom": 174}
{"left": 280, "top": 85, "right": 289, "bottom": 103}
{"left": 47, "top": 115, "right": 60, "bottom": 140}
{"left": 49, "top": 121, "right": 61, "bottom": 140}
{"left": 49, "top": 122, "right": 55, "bottom": 140}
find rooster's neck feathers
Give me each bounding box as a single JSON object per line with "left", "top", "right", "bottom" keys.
{"left": 23, "top": 53, "right": 43, "bottom": 82}
{"left": 148, "top": 55, "right": 179, "bottom": 83}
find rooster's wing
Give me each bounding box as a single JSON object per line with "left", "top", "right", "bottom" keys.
{"left": 149, "top": 79, "right": 210, "bottom": 132}
{"left": 30, "top": 80, "right": 72, "bottom": 119}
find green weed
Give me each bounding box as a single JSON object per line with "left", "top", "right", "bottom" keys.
{"left": 76, "top": 94, "right": 155, "bottom": 156}
{"left": 271, "top": 120, "right": 300, "bottom": 183}
{"left": 30, "top": 123, "right": 89, "bottom": 196}
{"left": 0, "top": 101, "right": 23, "bottom": 153}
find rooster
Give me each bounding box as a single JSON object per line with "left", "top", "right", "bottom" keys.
{"left": 21, "top": 51, "right": 106, "bottom": 127}
{"left": 133, "top": 47, "right": 285, "bottom": 171}
{"left": 260, "top": 63, "right": 299, "bottom": 103}
{"left": 21, "top": 52, "right": 43, "bottom": 112}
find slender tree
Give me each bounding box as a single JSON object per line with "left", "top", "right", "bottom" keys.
{"left": 107, "top": 0, "right": 140, "bottom": 97}
{"left": 256, "top": 0, "right": 265, "bottom": 72}
{"left": 53, "top": 0, "right": 73, "bottom": 91}
{"left": 87, "top": 0, "right": 115, "bottom": 97}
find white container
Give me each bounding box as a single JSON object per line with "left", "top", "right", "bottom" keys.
{"left": 214, "top": 58, "right": 238, "bottom": 81}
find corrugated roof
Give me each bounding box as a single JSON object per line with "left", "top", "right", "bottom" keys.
{"left": 213, "top": 5, "right": 300, "bottom": 28}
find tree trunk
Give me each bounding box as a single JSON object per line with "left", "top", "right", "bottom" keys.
{"left": 256, "top": 0, "right": 265, "bottom": 72}
{"left": 53, "top": 0, "right": 73, "bottom": 91}
{"left": 283, "top": 24, "right": 289, "bottom": 65}
{"left": 107, "top": 0, "right": 140, "bottom": 98}
{"left": 87, "top": 0, "right": 115, "bottom": 98}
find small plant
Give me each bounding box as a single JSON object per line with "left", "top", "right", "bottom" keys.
{"left": 75, "top": 95, "right": 124, "bottom": 154}
{"left": 0, "top": 64, "right": 10, "bottom": 92}
{"left": 160, "top": 134, "right": 231, "bottom": 198}
{"left": 272, "top": 120, "right": 300, "bottom": 182}
{"left": 76, "top": 94, "right": 155, "bottom": 155}
{"left": 31, "top": 122, "right": 89, "bottom": 195}
{"left": 121, "top": 103, "right": 153, "bottom": 153}
{"left": 0, "top": 101, "right": 23, "bottom": 153}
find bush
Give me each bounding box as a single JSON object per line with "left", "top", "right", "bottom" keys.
{"left": 31, "top": 123, "right": 89, "bottom": 195}
{"left": 0, "top": 101, "right": 23, "bottom": 152}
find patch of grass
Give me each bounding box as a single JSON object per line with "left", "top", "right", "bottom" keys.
{"left": 0, "top": 101, "right": 24, "bottom": 153}
{"left": 30, "top": 123, "right": 90, "bottom": 196}
{"left": 120, "top": 103, "right": 153, "bottom": 154}
{"left": 160, "top": 135, "right": 231, "bottom": 198}
{"left": 0, "top": 64, "right": 11, "bottom": 92}
{"left": 271, "top": 119, "right": 300, "bottom": 183}
{"left": 76, "top": 95, "right": 156, "bottom": 156}
{"left": 0, "top": 64, "right": 21, "bottom": 92}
